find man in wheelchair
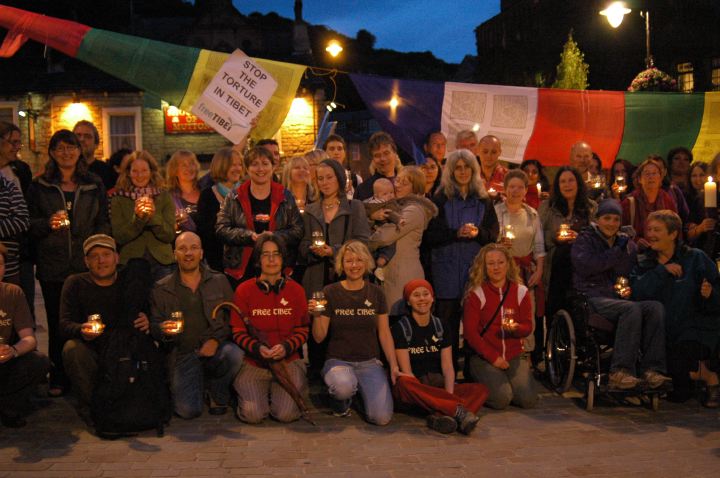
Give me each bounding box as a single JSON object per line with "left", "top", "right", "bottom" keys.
{"left": 571, "top": 199, "right": 671, "bottom": 390}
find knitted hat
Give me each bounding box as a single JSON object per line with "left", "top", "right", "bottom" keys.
{"left": 403, "top": 279, "right": 434, "bottom": 301}
{"left": 597, "top": 198, "right": 622, "bottom": 217}
{"left": 318, "top": 159, "right": 347, "bottom": 197}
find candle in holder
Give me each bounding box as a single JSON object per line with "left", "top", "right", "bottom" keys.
{"left": 312, "top": 230, "right": 326, "bottom": 247}
{"left": 614, "top": 176, "right": 627, "bottom": 194}
{"left": 164, "top": 311, "right": 185, "bottom": 335}
{"left": 501, "top": 224, "right": 515, "bottom": 241}
{"left": 536, "top": 182, "right": 542, "bottom": 197}
{"left": 705, "top": 176, "right": 717, "bottom": 208}
{"left": 614, "top": 276, "right": 630, "bottom": 298}
{"left": 311, "top": 291, "right": 327, "bottom": 313}
{"left": 86, "top": 314, "right": 105, "bottom": 335}
{"left": 487, "top": 187, "right": 497, "bottom": 197}
{"left": 53, "top": 209, "right": 71, "bottom": 230}
{"left": 464, "top": 222, "right": 479, "bottom": 237}
{"left": 589, "top": 174, "right": 604, "bottom": 190}
{"left": 557, "top": 223, "right": 572, "bottom": 240}
{"left": 296, "top": 198, "right": 306, "bottom": 214}
{"left": 501, "top": 307, "right": 516, "bottom": 330}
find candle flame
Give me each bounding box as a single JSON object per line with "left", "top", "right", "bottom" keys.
{"left": 709, "top": 176, "right": 714, "bottom": 183}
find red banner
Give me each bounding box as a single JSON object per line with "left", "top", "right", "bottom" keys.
{"left": 164, "top": 107, "right": 215, "bottom": 134}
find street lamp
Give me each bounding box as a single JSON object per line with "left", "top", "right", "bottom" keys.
{"left": 600, "top": 2, "right": 653, "bottom": 68}
{"left": 325, "top": 40, "right": 343, "bottom": 58}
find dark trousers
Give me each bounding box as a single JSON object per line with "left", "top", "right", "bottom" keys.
{"left": 62, "top": 339, "right": 98, "bottom": 408}
{"left": 0, "top": 351, "right": 50, "bottom": 417}
{"left": 435, "top": 299, "right": 462, "bottom": 371}
{"left": 392, "top": 375, "right": 488, "bottom": 417}
{"left": 39, "top": 279, "right": 68, "bottom": 388}
{"left": 668, "top": 340, "right": 720, "bottom": 402}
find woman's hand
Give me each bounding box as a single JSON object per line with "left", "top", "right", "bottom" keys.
{"left": 259, "top": 345, "right": 275, "bottom": 360}
{"left": 370, "top": 208, "right": 390, "bottom": 222}
{"left": 310, "top": 244, "right": 333, "bottom": 257}
{"left": 492, "top": 357, "right": 510, "bottom": 370}
{"left": 698, "top": 218, "right": 717, "bottom": 233}
{"left": 134, "top": 197, "right": 154, "bottom": 220}
{"left": 498, "top": 236, "right": 513, "bottom": 249}
{"left": 701, "top": 279, "right": 713, "bottom": 299}
{"left": 390, "top": 366, "right": 401, "bottom": 385}
{"left": 527, "top": 268, "right": 542, "bottom": 288}
{"left": 665, "top": 263, "right": 683, "bottom": 278}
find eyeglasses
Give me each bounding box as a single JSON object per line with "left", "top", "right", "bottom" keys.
{"left": 53, "top": 145, "right": 78, "bottom": 154}
{"left": 261, "top": 251, "right": 282, "bottom": 259}
{"left": 2, "top": 138, "right": 22, "bottom": 148}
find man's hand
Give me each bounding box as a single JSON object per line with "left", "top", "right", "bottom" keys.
{"left": 134, "top": 312, "right": 150, "bottom": 333}
{"left": 198, "top": 339, "right": 219, "bottom": 358}
{"left": 701, "top": 279, "right": 713, "bottom": 299}
{"left": 0, "top": 344, "right": 14, "bottom": 363}
{"left": 665, "top": 263, "right": 683, "bottom": 278}
{"left": 492, "top": 357, "right": 510, "bottom": 370}
{"left": 80, "top": 323, "right": 102, "bottom": 341}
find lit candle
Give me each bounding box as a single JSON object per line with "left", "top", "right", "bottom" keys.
{"left": 705, "top": 176, "right": 717, "bottom": 208}
{"left": 536, "top": 182, "right": 542, "bottom": 196}
{"left": 488, "top": 187, "right": 496, "bottom": 196}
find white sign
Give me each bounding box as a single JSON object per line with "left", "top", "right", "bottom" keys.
{"left": 191, "top": 49, "right": 278, "bottom": 144}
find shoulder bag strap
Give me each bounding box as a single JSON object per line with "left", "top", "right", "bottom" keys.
{"left": 479, "top": 283, "right": 511, "bottom": 337}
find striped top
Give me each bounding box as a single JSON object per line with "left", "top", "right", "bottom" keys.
{"left": 0, "top": 175, "right": 30, "bottom": 277}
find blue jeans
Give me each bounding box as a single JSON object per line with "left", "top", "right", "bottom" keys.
{"left": 588, "top": 297, "right": 666, "bottom": 375}
{"left": 171, "top": 341, "right": 244, "bottom": 419}
{"left": 322, "top": 358, "right": 393, "bottom": 425}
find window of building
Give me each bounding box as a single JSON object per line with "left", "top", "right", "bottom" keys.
{"left": 677, "top": 62, "right": 694, "bottom": 93}
{"left": 712, "top": 58, "right": 720, "bottom": 91}
{"left": 0, "top": 101, "right": 18, "bottom": 125}
{"left": 101, "top": 107, "right": 142, "bottom": 158}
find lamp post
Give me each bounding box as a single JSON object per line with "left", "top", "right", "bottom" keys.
{"left": 325, "top": 40, "right": 343, "bottom": 58}
{"left": 600, "top": 1, "right": 654, "bottom": 68}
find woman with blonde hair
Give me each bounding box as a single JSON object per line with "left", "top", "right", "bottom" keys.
{"left": 196, "top": 147, "right": 245, "bottom": 272}
{"left": 462, "top": 243, "right": 538, "bottom": 409}
{"left": 166, "top": 149, "right": 201, "bottom": 233}
{"left": 310, "top": 240, "right": 399, "bottom": 424}
{"left": 423, "top": 149, "right": 498, "bottom": 370}
{"left": 111, "top": 150, "right": 175, "bottom": 280}
{"left": 281, "top": 155, "right": 317, "bottom": 213}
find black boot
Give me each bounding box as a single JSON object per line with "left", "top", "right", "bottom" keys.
{"left": 704, "top": 384, "right": 720, "bottom": 408}
{"left": 454, "top": 405, "right": 480, "bottom": 435}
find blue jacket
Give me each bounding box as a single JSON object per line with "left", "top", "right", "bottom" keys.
{"left": 424, "top": 192, "right": 498, "bottom": 299}
{"left": 571, "top": 224, "right": 636, "bottom": 299}
{"left": 631, "top": 245, "right": 720, "bottom": 349}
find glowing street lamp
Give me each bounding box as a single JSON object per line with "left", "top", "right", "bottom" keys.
{"left": 600, "top": 2, "right": 654, "bottom": 68}
{"left": 325, "top": 40, "right": 343, "bottom": 58}
{"left": 599, "top": 1, "right": 631, "bottom": 28}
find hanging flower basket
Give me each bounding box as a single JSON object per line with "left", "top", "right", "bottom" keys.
{"left": 628, "top": 67, "right": 678, "bottom": 92}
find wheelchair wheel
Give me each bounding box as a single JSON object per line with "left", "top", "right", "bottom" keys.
{"left": 545, "top": 310, "right": 576, "bottom": 394}
{"left": 585, "top": 378, "right": 595, "bottom": 411}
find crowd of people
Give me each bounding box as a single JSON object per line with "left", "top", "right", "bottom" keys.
{"left": 1, "top": 117, "right": 719, "bottom": 435}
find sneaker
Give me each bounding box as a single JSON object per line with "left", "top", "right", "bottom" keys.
{"left": 642, "top": 370, "right": 672, "bottom": 389}
{"left": 454, "top": 406, "right": 480, "bottom": 435}
{"left": 609, "top": 370, "right": 640, "bottom": 390}
{"left": 330, "top": 399, "right": 352, "bottom": 417}
{"left": 704, "top": 385, "right": 720, "bottom": 409}
{"left": 426, "top": 414, "right": 457, "bottom": 434}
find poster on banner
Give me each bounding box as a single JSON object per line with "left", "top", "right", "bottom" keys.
{"left": 191, "top": 49, "right": 278, "bottom": 144}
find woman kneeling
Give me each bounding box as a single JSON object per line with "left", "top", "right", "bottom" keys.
{"left": 463, "top": 244, "right": 538, "bottom": 409}
{"left": 393, "top": 279, "right": 488, "bottom": 434}
{"left": 311, "top": 241, "right": 399, "bottom": 425}
{"left": 232, "top": 234, "right": 310, "bottom": 423}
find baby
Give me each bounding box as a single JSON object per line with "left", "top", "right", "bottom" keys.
{"left": 363, "top": 178, "right": 402, "bottom": 274}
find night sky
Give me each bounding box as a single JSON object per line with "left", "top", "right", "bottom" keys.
{"left": 232, "top": 1, "right": 501, "bottom": 64}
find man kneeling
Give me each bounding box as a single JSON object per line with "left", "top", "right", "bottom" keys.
{"left": 572, "top": 199, "right": 671, "bottom": 390}
{"left": 151, "top": 232, "right": 244, "bottom": 418}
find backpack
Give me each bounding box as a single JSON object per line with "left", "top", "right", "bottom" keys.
{"left": 90, "top": 259, "right": 171, "bottom": 439}
{"left": 91, "top": 328, "right": 171, "bottom": 438}
{"left": 397, "top": 315, "right": 444, "bottom": 344}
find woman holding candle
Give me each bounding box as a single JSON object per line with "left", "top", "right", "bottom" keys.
{"left": 424, "top": 149, "right": 499, "bottom": 370}
{"left": 539, "top": 166, "right": 596, "bottom": 316}
{"left": 520, "top": 159, "right": 550, "bottom": 210}
{"left": 392, "top": 279, "right": 488, "bottom": 434}
{"left": 311, "top": 241, "right": 399, "bottom": 424}
{"left": 196, "top": 147, "right": 245, "bottom": 272}
{"left": 686, "top": 163, "right": 716, "bottom": 247}
{"left": 369, "top": 166, "right": 438, "bottom": 306}
{"left": 166, "top": 149, "right": 201, "bottom": 233}
{"left": 463, "top": 243, "right": 538, "bottom": 409}
{"left": 609, "top": 159, "right": 636, "bottom": 200}
{"left": 216, "top": 146, "right": 303, "bottom": 290}
{"left": 631, "top": 210, "right": 720, "bottom": 407}
{"left": 621, "top": 158, "right": 679, "bottom": 245}
{"left": 299, "top": 159, "right": 369, "bottom": 372}
{"left": 281, "top": 155, "right": 317, "bottom": 216}
{"left": 28, "top": 129, "right": 110, "bottom": 396}
{"left": 111, "top": 150, "right": 176, "bottom": 281}
{"left": 494, "top": 170, "right": 545, "bottom": 361}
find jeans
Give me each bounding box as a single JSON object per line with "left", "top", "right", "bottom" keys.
{"left": 171, "top": 341, "right": 244, "bottom": 419}
{"left": 588, "top": 297, "right": 666, "bottom": 376}
{"left": 322, "top": 358, "right": 393, "bottom": 425}
{"left": 468, "top": 355, "right": 538, "bottom": 410}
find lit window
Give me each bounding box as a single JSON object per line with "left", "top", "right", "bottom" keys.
{"left": 0, "top": 101, "right": 18, "bottom": 125}
{"left": 712, "top": 58, "right": 720, "bottom": 91}
{"left": 101, "top": 107, "right": 142, "bottom": 158}
{"left": 677, "top": 62, "right": 694, "bottom": 93}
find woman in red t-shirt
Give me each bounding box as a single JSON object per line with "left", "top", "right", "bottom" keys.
{"left": 462, "top": 243, "right": 538, "bottom": 410}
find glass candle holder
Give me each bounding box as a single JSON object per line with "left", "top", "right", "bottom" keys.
{"left": 164, "top": 311, "right": 185, "bottom": 335}
{"left": 501, "top": 224, "right": 515, "bottom": 241}
{"left": 501, "top": 308, "right": 516, "bottom": 329}
{"left": 311, "top": 291, "right": 327, "bottom": 313}
{"left": 312, "top": 230, "right": 326, "bottom": 247}
{"left": 557, "top": 223, "right": 572, "bottom": 240}
{"left": 614, "top": 176, "right": 627, "bottom": 193}
{"left": 614, "top": 276, "right": 630, "bottom": 297}
{"left": 87, "top": 314, "right": 105, "bottom": 335}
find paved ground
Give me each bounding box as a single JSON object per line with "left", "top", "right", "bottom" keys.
{"left": 1, "top": 287, "right": 718, "bottom": 477}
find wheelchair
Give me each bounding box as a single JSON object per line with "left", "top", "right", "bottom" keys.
{"left": 544, "top": 292, "right": 664, "bottom": 411}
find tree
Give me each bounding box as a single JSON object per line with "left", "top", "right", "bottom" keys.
{"left": 356, "top": 29, "right": 376, "bottom": 51}
{"left": 552, "top": 31, "right": 589, "bottom": 90}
